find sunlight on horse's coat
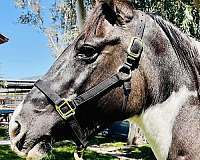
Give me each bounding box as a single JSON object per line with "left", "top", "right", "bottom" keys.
{"left": 26, "top": 142, "right": 48, "bottom": 160}
{"left": 130, "top": 86, "right": 197, "bottom": 160}
{"left": 9, "top": 101, "right": 27, "bottom": 157}
{"left": 8, "top": 1, "right": 200, "bottom": 159}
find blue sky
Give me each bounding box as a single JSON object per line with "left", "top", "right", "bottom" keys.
{"left": 0, "top": 1, "right": 54, "bottom": 80}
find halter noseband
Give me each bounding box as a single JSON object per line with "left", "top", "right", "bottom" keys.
{"left": 34, "top": 12, "right": 146, "bottom": 155}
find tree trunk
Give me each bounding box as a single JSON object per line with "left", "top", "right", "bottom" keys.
{"left": 194, "top": 0, "right": 200, "bottom": 9}
{"left": 75, "top": 0, "right": 86, "bottom": 31}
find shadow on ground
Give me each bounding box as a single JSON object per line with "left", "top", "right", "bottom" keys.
{"left": 49, "top": 143, "right": 118, "bottom": 160}
{"left": 0, "top": 126, "right": 155, "bottom": 160}
{"left": 119, "top": 145, "right": 156, "bottom": 160}
{"left": 0, "top": 126, "right": 8, "bottom": 140}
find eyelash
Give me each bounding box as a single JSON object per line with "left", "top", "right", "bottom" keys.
{"left": 76, "top": 45, "right": 99, "bottom": 63}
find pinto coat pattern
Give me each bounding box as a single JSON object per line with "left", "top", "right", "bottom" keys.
{"left": 9, "top": 0, "right": 200, "bottom": 159}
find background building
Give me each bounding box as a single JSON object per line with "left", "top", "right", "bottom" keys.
{"left": 0, "top": 34, "right": 8, "bottom": 44}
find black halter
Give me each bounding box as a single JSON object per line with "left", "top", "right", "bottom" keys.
{"left": 34, "top": 12, "right": 146, "bottom": 150}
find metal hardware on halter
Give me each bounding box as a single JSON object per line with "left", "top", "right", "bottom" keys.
{"left": 118, "top": 37, "right": 143, "bottom": 80}
{"left": 126, "top": 37, "right": 143, "bottom": 69}
{"left": 74, "top": 147, "right": 85, "bottom": 160}
{"left": 55, "top": 98, "right": 75, "bottom": 120}
{"left": 127, "top": 37, "right": 143, "bottom": 58}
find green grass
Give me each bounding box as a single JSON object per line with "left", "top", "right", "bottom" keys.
{"left": 0, "top": 143, "right": 117, "bottom": 160}
{"left": 0, "top": 126, "right": 8, "bottom": 140}
{"left": 0, "top": 126, "right": 155, "bottom": 160}
{"left": 119, "top": 144, "right": 156, "bottom": 160}
{"left": 0, "top": 141, "right": 155, "bottom": 160}
{"left": 0, "top": 145, "right": 24, "bottom": 160}
{"left": 44, "top": 143, "right": 118, "bottom": 160}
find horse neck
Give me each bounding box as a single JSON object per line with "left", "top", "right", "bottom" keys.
{"left": 128, "top": 19, "right": 200, "bottom": 160}
{"left": 139, "top": 18, "right": 199, "bottom": 107}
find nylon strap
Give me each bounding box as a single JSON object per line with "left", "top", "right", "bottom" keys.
{"left": 34, "top": 74, "right": 123, "bottom": 148}
{"left": 73, "top": 74, "right": 122, "bottom": 106}
{"left": 35, "top": 80, "right": 64, "bottom": 107}
{"left": 35, "top": 74, "right": 122, "bottom": 110}
{"left": 34, "top": 80, "right": 88, "bottom": 147}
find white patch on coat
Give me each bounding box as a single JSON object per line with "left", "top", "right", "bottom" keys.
{"left": 9, "top": 101, "right": 28, "bottom": 157}
{"left": 129, "top": 86, "right": 197, "bottom": 160}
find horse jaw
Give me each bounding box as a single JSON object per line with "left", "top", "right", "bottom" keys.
{"left": 129, "top": 86, "right": 197, "bottom": 160}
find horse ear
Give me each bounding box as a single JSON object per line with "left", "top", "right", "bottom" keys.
{"left": 102, "top": 1, "right": 117, "bottom": 25}
{"left": 101, "top": 0, "right": 134, "bottom": 25}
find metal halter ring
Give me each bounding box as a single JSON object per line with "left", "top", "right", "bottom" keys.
{"left": 55, "top": 98, "right": 76, "bottom": 120}
{"left": 74, "top": 147, "right": 85, "bottom": 160}
{"left": 127, "top": 37, "right": 143, "bottom": 58}
{"left": 117, "top": 65, "right": 132, "bottom": 81}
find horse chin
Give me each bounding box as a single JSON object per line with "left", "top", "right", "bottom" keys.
{"left": 26, "top": 141, "right": 51, "bottom": 160}
{"left": 11, "top": 141, "right": 52, "bottom": 160}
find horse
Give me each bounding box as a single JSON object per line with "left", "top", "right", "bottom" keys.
{"left": 9, "top": 0, "right": 200, "bottom": 159}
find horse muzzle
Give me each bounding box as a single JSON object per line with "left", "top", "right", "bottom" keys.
{"left": 9, "top": 112, "right": 51, "bottom": 159}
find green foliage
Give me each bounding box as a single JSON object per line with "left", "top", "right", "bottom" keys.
{"left": 13, "top": 0, "right": 92, "bottom": 57}
{"left": 0, "top": 80, "right": 7, "bottom": 88}
{"left": 0, "top": 126, "right": 9, "bottom": 140}
{"left": 13, "top": 0, "right": 200, "bottom": 57}
{"left": 132, "top": 0, "right": 200, "bottom": 39}
{"left": 0, "top": 143, "right": 155, "bottom": 160}
{"left": 0, "top": 145, "right": 24, "bottom": 160}
{"left": 44, "top": 143, "right": 118, "bottom": 160}
{"left": 0, "top": 144, "right": 117, "bottom": 160}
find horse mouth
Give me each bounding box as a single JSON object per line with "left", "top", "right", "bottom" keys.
{"left": 11, "top": 134, "right": 52, "bottom": 159}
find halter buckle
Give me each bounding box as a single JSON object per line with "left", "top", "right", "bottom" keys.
{"left": 127, "top": 37, "right": 143, "bottom": 67}
{"left": 55, "top": 98, "right": 75, "bottom": 120}
{"left": 74, "top": 147, "right": 85, "bottom": 160}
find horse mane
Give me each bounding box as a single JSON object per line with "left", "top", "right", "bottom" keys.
{"left": 149, "top": 14, "right": 200, "bottom": 98}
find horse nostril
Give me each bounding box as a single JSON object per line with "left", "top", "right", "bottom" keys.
{"left": 9, "top": 121, "right": 21, "bottom": 138}
{"left": 16, "top": 134, "right": 26, "bottom": 151}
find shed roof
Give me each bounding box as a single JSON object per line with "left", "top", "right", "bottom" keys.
{"left": 0, "top": 34, "right": 9, "bottom": 44}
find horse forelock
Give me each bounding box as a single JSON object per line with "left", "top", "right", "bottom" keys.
{"left": 83, "top": 3, "right": 105, "bottom": 39}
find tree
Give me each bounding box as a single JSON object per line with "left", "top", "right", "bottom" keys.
{"left": 13, "top": 0, "right": 200, "bottom": 56}
{"left": 13, "top": 0, "right": 93, "bottom": 57}
{"left": 133, "top": 0, "right": 200, "bottom": 39}
{"left": 0, "top": 80, "right": 7, "bottom": 88}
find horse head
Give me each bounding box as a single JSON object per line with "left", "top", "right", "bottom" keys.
{"left": 9, "top": 0, "right": 200, "bottom": 159}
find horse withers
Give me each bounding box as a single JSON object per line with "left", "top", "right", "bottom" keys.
{"left": 9, "top": 0, "right": 200, "bottom": 159}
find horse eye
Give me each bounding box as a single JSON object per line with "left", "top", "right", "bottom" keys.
{"left": 77, "top": 44, "right": 98, "bottom": 62}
